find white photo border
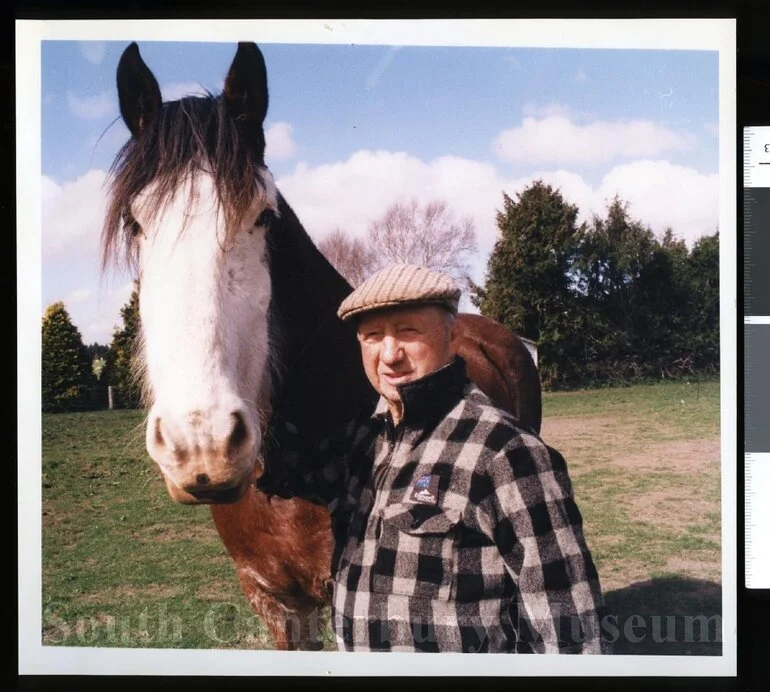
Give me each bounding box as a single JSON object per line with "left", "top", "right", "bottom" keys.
{"left": 17, "top": 17, "right": 737, "bottom": 677}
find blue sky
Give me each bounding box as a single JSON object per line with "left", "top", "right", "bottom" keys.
{"left": 40, "top": 38, "right": 720, "bottom": 345}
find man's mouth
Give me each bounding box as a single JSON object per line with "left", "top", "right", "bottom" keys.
{"left": 381, "top": 372, "right": 413, "bottom": 385}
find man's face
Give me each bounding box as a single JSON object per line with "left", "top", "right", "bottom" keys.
{"left": 356, "top": 304, "right": 458, "bottom": 412}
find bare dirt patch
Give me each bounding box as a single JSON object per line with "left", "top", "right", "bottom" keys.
{"left": 541, "top": 416, "right": 615, "bottom": 449}
{"left": 596, "top": 559, "right": 654, "bottom": 593}
{"left": 612, "top": 437, "right": 721, "bottom": 474}
{"left": 540, "top": 416, "right": 619, "bottom": 476}
{"left": 542, "top": 415, "right": 720, "bottom": 476}
{"left": 627, "top": 487, "right": 719, "bottom": 535}
{"left": 665, "top": 557, "right": 721, "bottom": 582}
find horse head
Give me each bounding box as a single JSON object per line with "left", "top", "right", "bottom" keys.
{"left": 103, "top": 43, "right": 279, "bottom": 504}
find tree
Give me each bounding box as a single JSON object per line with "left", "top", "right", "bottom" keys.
{"left": 573, "top": 197, "right": 659, "bottom": 380}
{"left": 317, "top": 228, "right": 378, "bottom": 287}
{"left": 107, "top": 283, "right": 143, "bottom": 408}
{"left": 366, "top": 199, "right": 478, "bottom": 288}
{"left": 472, "top": 181, "right": 584, "bottom": 388}
{"left": 42, "top": 302, "right": 94, "bottom": 412}
{"left": 683, "top": 231, "right": 720, "bottom": 371}
{"left": 625, "top": 228, "right": 691, "bottom": 373}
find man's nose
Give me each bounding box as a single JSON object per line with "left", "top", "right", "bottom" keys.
{"left": 380, "top": 336, "right": 403, "bottom": 363}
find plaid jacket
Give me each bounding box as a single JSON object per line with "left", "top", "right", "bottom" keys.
{"left": 258, "top": 357, "right": 610, "bottom": 653}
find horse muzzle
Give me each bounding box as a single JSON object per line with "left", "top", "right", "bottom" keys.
{"left": 162, "top": 472, "right": 252, "bottom": 505}
{"left": 146, "top": 407, "right": 261, "bottom": 505}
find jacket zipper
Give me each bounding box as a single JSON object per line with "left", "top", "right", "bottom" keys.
{"left": 371, "top": 420, "right": 405, "bottom": 541}
{"left": 374, "top": 418, "right": 403, "bottom": 495}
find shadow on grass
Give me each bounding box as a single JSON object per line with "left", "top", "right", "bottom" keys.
{"left": 603, "top": 577, "right": 722, "bottom": 655}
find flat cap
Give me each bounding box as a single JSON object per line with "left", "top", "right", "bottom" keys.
{"left": 337, "top": 264, "right": 461, "bottom": 321}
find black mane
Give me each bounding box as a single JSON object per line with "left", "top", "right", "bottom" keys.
{"left": 266, "top": 194, "right": 376, "bottom": 438}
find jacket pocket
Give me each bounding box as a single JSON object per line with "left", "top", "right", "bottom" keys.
{"left": 371, "top": 503, "right": 461, "bottom": 601}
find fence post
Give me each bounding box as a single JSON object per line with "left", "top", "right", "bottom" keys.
{"left": 108, "top": 386, "right": 114, "bottom": 410}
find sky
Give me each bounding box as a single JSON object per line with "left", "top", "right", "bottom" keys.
{"left": 40, "top": 37, "right": 720, "bottom": 346}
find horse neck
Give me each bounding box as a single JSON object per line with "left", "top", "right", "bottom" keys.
{"left": 266, "top": 194, "right": 375, "bottom": 436}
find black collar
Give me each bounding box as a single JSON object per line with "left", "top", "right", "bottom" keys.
{"left": 372, "top": 355, "right": 469, "bottom": 429}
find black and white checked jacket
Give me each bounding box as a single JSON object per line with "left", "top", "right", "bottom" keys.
{"left": 258, "top": 356, "right": 610, "bottom": 653}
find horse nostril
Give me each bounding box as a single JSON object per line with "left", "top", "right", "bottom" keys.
{"left": 196, "top": 473, "right": 210, "bottom": 486}
{"left": 154, "top": 417, "right": 165, "bottom": 448}
{"left": 228, "top": 410, "right": 250, "bottom": 457}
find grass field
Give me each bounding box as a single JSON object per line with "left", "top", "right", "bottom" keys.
{"left": 41, "top": 378, "right": 722, "bottom": 654}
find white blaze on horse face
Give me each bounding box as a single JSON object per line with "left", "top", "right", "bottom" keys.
{"left": 134, "top": 171, "right": 276, "bottom": 499}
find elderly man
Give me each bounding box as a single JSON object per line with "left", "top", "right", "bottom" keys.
{"left": 258, "top": 264, "right": 609, "bottom": 654}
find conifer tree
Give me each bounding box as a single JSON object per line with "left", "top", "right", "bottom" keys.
{"left": 472, "top": 181, "right": 583, "bottom": 388}
{"left": 107, "top": 283, "right": 143, "bottom": 408}
{"left": 42, "top": 302, "right": 93, "bottom": 412}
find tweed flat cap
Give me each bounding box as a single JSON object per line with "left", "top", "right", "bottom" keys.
{"left": 337, "top": 264, "right": 461, "bottom": 321}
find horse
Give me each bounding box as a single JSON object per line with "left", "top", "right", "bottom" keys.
{"left": 101, "top": 41, "right": 542, "bottom": 650}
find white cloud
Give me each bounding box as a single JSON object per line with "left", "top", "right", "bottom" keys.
{"left": 500, "top": 161, "right": 718, "bottom": 246}
{"left": 66, "top": 90, "right": 115, "bottom": 120}
{"left": 42, "top": 170, "right": 108, "bottom": 261}
{"left": 593, "top": 160, "right": 719, "bottom": 241}
{"left": 79, "top": 41, "right": 106, "bottom": 65}
{"left": 42, "top": 155, "right": 717, "bottom": 341}
{"left": 161, "top": 82, "right": 210, "bottom": 101}
{"left": 278, "top": 151, "right": 717, "bottom": 266}
{"left": 65, "top": 288, "right": 93, "bottom": 304}
{"left": 265, "top": 122, "right": 298, "bottom": 161}
{"left": 65, "top": 280, "right": 136, "bottom": 345}
{"left": 493, "top": 115, "right": 695, "bottom": 165}
{"left": 42, "top": 175, "right": 62, "bottom": 210}
{"left": 575, "top": 66, "right": 588, "bottom": 83}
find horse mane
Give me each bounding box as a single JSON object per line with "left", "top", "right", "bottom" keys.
{"left": 101, "top": 92, "right": 270, "bottom": 272}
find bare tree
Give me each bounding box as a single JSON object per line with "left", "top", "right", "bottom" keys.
{"left": 366, "top": 199, "right": 478, "bottom": 287}
{"left": 317, "top": 228, "right": 378, "bottom": 287}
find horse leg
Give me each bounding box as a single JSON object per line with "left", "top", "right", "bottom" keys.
{"left": 211, "top": 482, "right": 333, "bottom": 650}
{"left": 295, "top": 606, "right": 327, "bottom": 650}
{"left": 236, "top": 564, "right": 329, "bottom": 650}
{"left": 236, "top": 566, "right": 298, "bottom": 650}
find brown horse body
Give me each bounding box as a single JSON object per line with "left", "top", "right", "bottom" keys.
{"left": 106, "top": 41, "right": 542, "bottom": 650}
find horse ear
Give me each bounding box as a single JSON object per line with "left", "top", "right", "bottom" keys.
{"left": 116, "top": 42, "right": 162, "bottom": 138}
{"left": 223, "top": 42, "right": 269, "bottom": 126}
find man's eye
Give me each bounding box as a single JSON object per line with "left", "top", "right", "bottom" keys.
{"left": 255, "top": 209, "right": 276, "bottom": 228}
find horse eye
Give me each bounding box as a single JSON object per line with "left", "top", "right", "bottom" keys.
{"left": 122, "top": 213, "right": 142, "bottom": 238}
{"left": 255, "top": 209, "right": 276, "bottom": 228}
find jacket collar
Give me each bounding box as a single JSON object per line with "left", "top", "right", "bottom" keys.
{"left": 371, "top": 355, "right": 469, "bottom": 428}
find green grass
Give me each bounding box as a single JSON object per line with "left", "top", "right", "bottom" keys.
{"left": 543, "top": 378, "right": 720, "bottom": 438}
{"left": 41, "top": 410, "right": 329, "bottom": 649}
{"left": 41, "top": 378, "right": 722, "bottom": 654}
